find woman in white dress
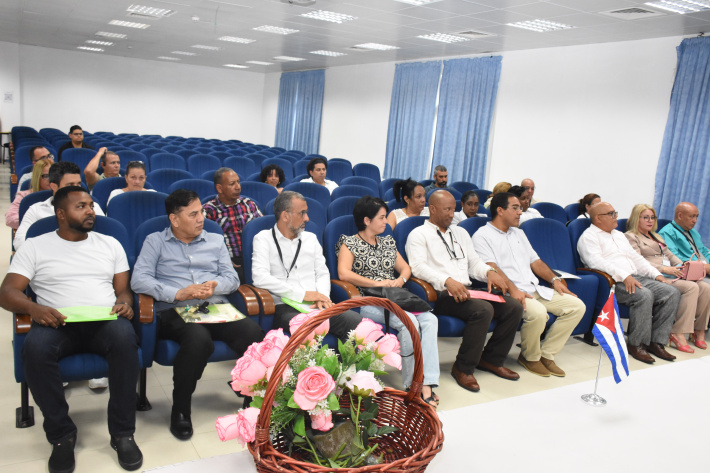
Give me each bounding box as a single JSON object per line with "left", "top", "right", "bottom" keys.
{"left": 107, "top": 161, "right": 155, "bottom": 205}
{"left": 386, "top": 178, "right": 427, "bottom": 231}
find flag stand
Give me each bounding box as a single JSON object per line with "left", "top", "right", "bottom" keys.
{"left": 581, "top": 348, "right": 607, "bottom": 406}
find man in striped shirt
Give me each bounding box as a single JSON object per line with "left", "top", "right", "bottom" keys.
{"left": 203, "top": 167, "right": 262, "bottom": 282}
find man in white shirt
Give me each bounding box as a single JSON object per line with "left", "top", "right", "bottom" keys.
{"left": 473, "top": 192, "right": 585, "bottom": 377}
{"left": 577, "top": 202, "right": 680, "bottom": 364}
{"left": 14, "top": 161, "right": 105, "bottom": 250}
{"left": 521, "top": 178, "right": 538, "bottom": 205}
{"left": 252, "top": 191, "right": 360, "bottom": 338}
{"left": 406, "top": 191, "right": 523, "bottom": 392}
{"left": 510, "top": 185, "right": 542, "bottom": 226}
{"left": 300, "top": 157, "right": 339, "bottom": 194}
{"left": 18, "top": 145, "right": 55, "bottom": 190}
{"left": 0, "top": 186, "right": 142, "bottom": 473}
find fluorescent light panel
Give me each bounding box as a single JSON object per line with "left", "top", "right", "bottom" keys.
{"left": 253, "top": 25, "right": 299, "bottom": 35}
{"left": 86, "top": 40, "right": 113, "bottom": 46}
{"left": 246, "top": 60, "right": 273, "bottom": 65}
{"left": 191, "top": 44, "right": 221, "bottom": 50}
{"left": 354, "top": 42, "right": 400, "bottom": 50}
{"left": 273, "top": 56, "right": 305, "bottom": 61}
{"left": 109, "top": 20, "right": 150, "bottom": 29}
{"left": 218, "top": 36, "right": 255, "bottom": 44}
{"left": 224, "top": 64, "right": 249, "bottom": 68}
{"left": 645, "top": 1, "right": 710, "bottom": 14}
{"left": 507, "top": 19, "right": 574, "bottom": 32}
{"left": 126, "top": 4, "right": 175, "bottom": 17}
{"left": 310, "top": 50, "right": 346, "bottom": 56}
{"left": 172, "top": 51, "right": 196, "bottom": 56}
{"left": 77, "top": 46, "right": 103, "bottom": 52}
{"left": 300, "top": 10, "right": 357, "bottom": 23}
{"left": 95, "top": 31, "right": 127, "bottom": 39}
{"left": 418, "top": 33, "right": 470, "bottom": 43}
{"left": 393, "top": 0, "right": 444, "bottom": 5}
{"left": 157, "top": 56, "right": 180, "bottom": 61}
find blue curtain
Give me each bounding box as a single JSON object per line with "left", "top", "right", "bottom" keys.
{"left": 432, "top": 57, "right": 502, "bottom": 185}
{"left": 384, "top": 61, "right": 442, "bottom": 180}
{"left": 655, "top": 37, "right": 710, "bottom": 238}
{"left": 274, "top": 69, "right": 325, "bottom": 154}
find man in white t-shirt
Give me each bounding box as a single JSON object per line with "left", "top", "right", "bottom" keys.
{"left": 0, "top": 186, "right": 143, "bottom": 473}
{"left": 300, "top": 157, "right": 339, "bottom": 194}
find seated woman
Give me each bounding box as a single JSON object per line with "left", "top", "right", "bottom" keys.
{"left": 625, "top": 204, "right": 709, "bottom": 352}
{"left": 107, "top": 161, "right": 155, "bottom": 205}
{"left": 6, "top": 157, "right": 52, "bottom": 230}
{"left": 260, "top": 163, "right": 286, "bottom": 194}
{"left": 577, "top": 193, "right": 600, "bottom": 219}
{"left": 386, "top": 178, "right": 427, "bottom": 231}
{"left": 453, "top": 190, "right": 486, "bottom": 225}
{"left": 483, "top": 182, "right": 511, "bottom": 208}
{"left": 337, "top": 196, "right": 440, "bottom": 408}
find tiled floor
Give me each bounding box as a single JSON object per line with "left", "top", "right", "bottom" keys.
{"left": 0, "top": 163, "right": 705, "bottom": 473}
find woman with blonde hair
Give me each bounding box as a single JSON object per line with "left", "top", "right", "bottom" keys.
{"left": 625, "top": 203, "right": 710, "bottom": 352}
{"left": 483, "top": 182, "right": 511, "bottom": 208}
{"left": 5, "top": 158, "right": 52, "bottom": 229}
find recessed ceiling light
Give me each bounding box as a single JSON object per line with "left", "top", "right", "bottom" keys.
{"left": 157, "top": 56, "right": 180, "bottom": 61}
{"left": 172, "top": 51, "right": 197, "bottom": 56}
{"left": 645, "top": 1, "right": 710, "bottom": 14}
{"left": 354, "top": 43, "right": 400, "bottom": 51}
{"left": 507, "top": 19, "right": 574, "bottom": 32}
{"left": 300, "top": 10, "right": 357, "bottom": 23}
{"left": 246, "top": 60, "right": 274, "bottom": 65}
{"left": 126, "top": 4, "right": 176, "bottom": 18}
{"left": 253, "top": 25, "right": 299, "bottom": 35}
{"left": 393, "top": 0, "right": 444, "bottom": 5}
{"left": 224, "top": 64, "right": 249, "bottom": 68}
{"left": 86, "top": 40, "right": 113, "bottom": 46}
{"left": 418, "top": 33, "right": 470, "bottom": 43}
{"left": 95, "top": 31, "right": 127, "bottom": 39}
{"left": 218, "top": 36, "right": 255, "bottom": 44}
{"left": 191, "top": 45, "right": 222, "bottom": 50}
{"left": 273, "top": 56, "right": 306, "bottom": 61}
{"left": 109, "top": 20, "right": 150, "bottom": 29}
{"left": 310, "top": 50, "right": 347, "bottom": 56}
{"left": 77, "top": 46, "right": 104, "bottom": 52}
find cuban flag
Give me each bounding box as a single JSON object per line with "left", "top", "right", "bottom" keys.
{"left": 592, "top": 292, "right": 630, "bottom": 383}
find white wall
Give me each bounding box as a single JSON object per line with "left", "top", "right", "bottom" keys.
{"left": 0, "top": 42, "right": 22, "bottom": 132}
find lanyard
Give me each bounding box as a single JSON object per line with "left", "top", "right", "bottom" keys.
{"left": 672, "top": 222, "right": 704, "bottom": 260}
{"left": 436, "top": 229, "right": 459, "bottom": 259}
{"left": 272, "top": 228, "right": 301, "bottom": 278}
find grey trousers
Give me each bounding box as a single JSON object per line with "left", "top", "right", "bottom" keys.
{"left": 614, "top": 275, "right": 680, "bottom": 346}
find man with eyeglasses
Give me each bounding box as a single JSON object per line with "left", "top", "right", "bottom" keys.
{"left": 57, "top": 125, "right": 93, "bottom": 161}
{"left": 659, "top": 202, "right": 710, "bottom": 279}
{"left": 578, "top": 202, "right": 680, "bottom": 364}
{"left": 252, "top": 191, "right": 362, "bottom": 337}
{"left": 407, "top": 191, "right": 523, "bottom": 392}
{"left": 473, "top": 192, "right": 585, "bottom": 377}
{"left": 84, "top": 147, "right": 121, "bottom": 191}
{"left": 521, "top": 178, "right": 538, "bottom": 205}
{"left": 17, "top": 146, "right": 55, "bottom": 190}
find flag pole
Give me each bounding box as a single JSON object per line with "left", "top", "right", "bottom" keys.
{"left": 581, "top": 347, "right": 607, "bottom": 406}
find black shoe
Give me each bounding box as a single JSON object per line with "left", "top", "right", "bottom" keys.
{"left": 110, "top": 435, "right": 143, "bottom": 471}
{"left": 170, "top": 409, "right": 193, "bottom": 440}
{"left": 49, "top": 435, "right": 76, "bottom": 473}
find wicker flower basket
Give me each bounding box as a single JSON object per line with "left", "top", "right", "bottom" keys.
{"left": 248, "top": 297, "right": 444, "bottom": 472}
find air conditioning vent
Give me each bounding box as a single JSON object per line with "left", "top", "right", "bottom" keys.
{"left": 455, "top": 30, "right": 495, "bottom": 39}
{"left": 280, "top": 0, "right": 317, "bottom": 6}
{"left": 600, "top": 8, "right": 665, "bottom": 20}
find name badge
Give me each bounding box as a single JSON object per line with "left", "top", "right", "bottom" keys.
{"left": 662, "top": 257, "right": 670, "bottom": 267}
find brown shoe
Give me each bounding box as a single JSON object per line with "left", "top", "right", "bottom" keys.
{"left": 517, "top": 354, "right": 550, "bottom": 377}
{"left": 628, "top": 344, "right": 655, "bottom": 364}
{"left": 477, "top": 360, "right": 520, "bottom": 380}
{"left": 647, "top": 342, "right": 676, "bottom": 361}
{"left": 450, "top": 364, "right": 480, "bottom": 392}
{"left": 540, "top": 357, "right": 565, "bottom": 377}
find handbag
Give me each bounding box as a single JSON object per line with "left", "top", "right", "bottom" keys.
{"left": 360, "top": 286, "right": 432, "bottom": 313}
{"left": 680, "top": 253, "right": 705, "bottom": 282}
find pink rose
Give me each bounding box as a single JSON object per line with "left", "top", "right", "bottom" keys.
{"left": 266, "top": 364, "right": 292, "bottom": 386}
{"left": 354, "top": 318, "right": 384, "bottom": 345}
{"left": 310, "top": 411, "right": 334, "bottom": 432}
{"left": 231, "top": 347, "right": 268, "bottom": 395}
{"left": 216, "top": 407, "right": 260, "bottom": 446}
{"left": 289, "top": 313, "right": 330, "bottom": 344}
{"left": 376, "top": 334, "right": 402, "bottom": 369}
{"left": 293, "top": 366, "right": 336, "bottom": 410}
{"left": 254, "top": 338, "right": 284, "bottom": 368}
{"left": 344, "top": 370, "right": 382, "bottom": 397}
{"left": 264, "top": 328, "right": 289, "bottom": 348}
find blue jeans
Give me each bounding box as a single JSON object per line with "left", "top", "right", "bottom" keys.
{"left": 359, "top": 306, "right": 440, "bottom": 389}
{"left": 22, "top": 317, "right": 140, "bottom": 443}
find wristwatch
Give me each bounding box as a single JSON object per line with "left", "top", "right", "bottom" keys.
{"left": 400, "top": 276, "right": 407, "bottom": 283}
{"left": 551, "top": 276, "right": 563, "bottom": 284}
{"left": 486, "top": 267, "right": 497, "bottom": 273}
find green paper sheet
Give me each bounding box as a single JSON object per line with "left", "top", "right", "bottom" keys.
{"left": 281, "top": 297, "right": 314, "bottom": 313}
{"left": 58, "top": 306, "right": 118, "bottom": 323}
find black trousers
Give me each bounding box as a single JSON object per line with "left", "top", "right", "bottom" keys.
{"left": 433, "top": 292, "right": 522, "bottom": 374}
{"left": 273, "top": 304, "right": 362, "bottom": 342}
{"left": 159, "top": 309, "right": 264, "bottom": 415}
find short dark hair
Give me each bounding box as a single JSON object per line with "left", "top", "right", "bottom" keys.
{"left": 508, "top": 185, "right": 525, "bottom": 198}
{"left": 274, "top": 190, "right": 304, "bottom": 220}
{"left": 165, "top": 189, "right": 200, "bottom": 215}
{"left": 69, "top": 125, "right": 83, "bottom": 134}
{"left": 490, "top": 192, "right": 516, "bottom": 220}
{"left": 392, "top": 178, "right": 421, "bottom": 203}
{"left": 52, "top": 185, "right": 88, "bottom": 212}
{"left": 260, "top": 164, "right": 285, "bottom": 186}
{"left": 48, "top": 161, "right": 81, "bottom": 186}
{"left": 29, "top": 145, "right": 47, "bottom": 162}
{"left": 461, "top": 190, "right": 478, "bottom": 204}
{"left": 125, "top": 160, "right": 145, "bottom": 174}
{"left": 353, "top": 196, "right": 389, "bottom": 232}
{"left": 213, "top": 167, "right": 235, "bottom": 187}
{"left": 306, "top": 157, "right": 327, "bottom": 174}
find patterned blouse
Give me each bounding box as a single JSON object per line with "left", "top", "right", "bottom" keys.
{"left": 335, "top": 234, "right": 398, "bottom": 295}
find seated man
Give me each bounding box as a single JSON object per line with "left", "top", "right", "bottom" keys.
{"left": 658, "top": 202, "right": 710, "bottom": 278}
{"left": 14, "top": 161, "right": 105, "bottom": 251}
{"left": 510, "top": 185, "right": 542, "bottom": 226}
{"left": 423, "top": 165, "right": 456, "bottom": 194}
{"left": 300, "top": 157, "right": 338, "bottom": 194}
{"left": 131, "top": 189, "right": 264, "bottom": 440}
{"left": 57, "top": 125, "right": 93, "bottom": 160}
{"left": 521, "top": 178, "right": 538, "bottom": 205}
{"left": 85, "top": 147, "right": 121, "bottom": 191}
{"left": 473, "top": 192, "right": 585, "bottom": 377}
{"left": 203, "top": 167, "right": 262, "bottom": 283}
{"left": 18, "top": 145, "right": 55, "bottom": 190}
{"left": 252, "top": 191, "right": 361, "bottom": 338}
{"left": 0, "top": 186, "right": 143, "bottom": 473}
{"left": 406, "top": 190, "right": 523, "bottom": 392}
{"left": 578, "top": 202, "right": 680, "bottom": 363}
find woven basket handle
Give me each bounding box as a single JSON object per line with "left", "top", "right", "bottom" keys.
{"left": 254, "top": 297, "right": 424, "bottom": 436}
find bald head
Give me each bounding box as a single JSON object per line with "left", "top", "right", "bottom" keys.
{"left": 590, "top": 202, "right": 618, "bottom": 233}
{"left": 521, "top": 178, "right": 535, "bottom": 200}
{"left": 674, "top": 202, "right": 699, "bottom": 231}
{"left": 428, "top": 190, "right": 456, "bottom": 230}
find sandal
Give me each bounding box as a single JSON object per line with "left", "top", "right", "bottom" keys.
{"left": 421, "top": 393, "right": 438, "bottom": 409}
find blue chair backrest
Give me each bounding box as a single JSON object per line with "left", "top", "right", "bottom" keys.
{"left": 239, "top": 181, "right": 279, "bottom": 209}
{"left": 114, "top": 150, "right": 147, "bottom": 169}
{"left": 353, "top": 163, "right": 381, "bottom": 182}
{"left": 168, "top": 179, "right": 216, "bottom": 199}
{"left": 162, "top": 145, "right": 184, "bottom": 154}
{"left": 616, "top": 218, "right": 629, "bottom": 232}
{"left": 61, "top": 148, "right": 96, "bottom": 172}
{"left": 457, "top": 216, "right": 490, "bottom": 237}
{"left": 18, "top": 190, "right": 53, "bottom": 225}
{"left": 150, "top": 153, "right": 186, "bottom": 171}
{"left": 420, "top": 179, "right": 434, "bottom": 187}
{"left": 393, "top": 216, "right": 427, "bottom": 263}
{"left": 328, "top": 196, "right": 360, "bottom": 222}
{"left": 567, "top": 218, "right": 593, "bottom": 269}
{"left": 26, "top": 216, "right": 131, "bottom": 259}
{"left": 129, "top": 143, "right": 151, "bottom": 152}
{"left": 379, "top": 178, "right": 400, "bottom": 199}
{"left": 134, "top": 216, "right": 222, "bottom": 259}
{"left": 331, "top": 184, "right": 373, "bottom": 201}
{"left": 283, "top": 182, "right": 331, "bottom": 212}
{"left": 387, "top": 199, "right": 406, "bottom": 211}
{"left": 450, "top": 181, "right": 478, "bottom": 193}
{"left": 473, "top": 189, "right": 492, "bottom": 204}
{"left": 209, "top": 151, "right": 231, "bottom": 161}
{"left": 658, "top": 218, "right": 671, "bottom": 231}
{"left": 146, "top": 169, "right": 194, "bottom": 193}
{"left": 564, "top": 203, "right": 580, "bottom": 222}
{"left": 187, "top": 154, "right": 221, "bottom": 178}
{"left": 107, "top": 191, "right": 169, "bottom": 261}
{"left": 91, "top": 177, "right": 127, "bottom": 212}
{"left": 263, "top": 196, "right": 326, "bottom": 230}
{"left": 246, "top": 153, "right": 266, "bottom": 168}
{"left": 201, "top": 170, "right": 217, "bottom": 181}
{"left": 520, "top": 218, "right": 577, "bottom": 274}
{"left": 175, "top": 148, "right": 197, "bottom": 160}
{"left": 294, "top": 159, "right": 309, "bottom": 177}
{"left": 384, "top": 188, "right": 395, "bottom": 201}
{"left": 225, "top": 156, "right": 259, "bottom": 178}
{"left": 326, "top": 161, "right": 353, "bottom": 185}
{"left": 531, "top": 202, "right": 568, "bottom": 224}
{"left": 340, "top": 176, "right": 379, "bottom": 195}
{"left": 263, "top": 157, "right": 294, "bottom": 179}
{"left": 140, "top": 148, "right": 163, "bottom": 163}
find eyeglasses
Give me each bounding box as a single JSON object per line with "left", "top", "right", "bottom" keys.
{"left": 601, "top": 211, "right": 618, "bottom": 218}
{"left": 35, "top": 153, "right": 54, "bottom": 163}
{"left": 641, "top": 216, "right": 657, "bottom": 221}
{"left": 288, "top": 210, "right": 308, "bottom": 218}
{"left": 127, "top": 160, "right": 143, "bottom": 165}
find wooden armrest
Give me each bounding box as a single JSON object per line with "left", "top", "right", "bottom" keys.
{"left": 578, "top": 268, "right": 615, "bottom": 288}
{"left": 10, "top": 174, "right": 17, "bottom": 185}
{"left": 245, "top": 285, "right": 275, "bottom": 315}
{"left": 408, "top": 277, "right": 438, "bottom": 302}
{"left": 237, "top": 285, "right": 260, "bottom": 316}
{"left": 330, "top": 279, "right": 361, "bottom": 299}
{"left": 15, "top": 314, "right": 32, "bottom": 334}
{"left": 138, "top": 294, "right": 155, "bottom": 323}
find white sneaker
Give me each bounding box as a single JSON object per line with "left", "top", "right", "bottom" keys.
{"left": 88, "top": 377, "right": 109, "bottom": 389}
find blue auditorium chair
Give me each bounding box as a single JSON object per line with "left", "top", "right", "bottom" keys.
{"left": 326, "top": 161, "right": 353, "bottom": 185}
{"left": 17, "top": 190, "right": 53, "bottom": 227}
{"left": 174, "top": 148, "right": 197, "bottom": 161}
{"left": 146, "top": 169, "right": 193, "bottom": 194}
{"left": 150, "top": 153, "right": 186, "bottom": 171}
{"left": 293, "top": 159, "right": 309, "bottom": 177}
{"left": 168, "top": 179, "right": 216, "bottom": 200}
{"left": 328, "top": 196, "right": 360, "bottom": 222}
{"left": 450, "top": 181, "right": 478, "bottom": 193}
{"left": 387, "top": 199, "right": 406, "bottom": 212}
{"left": 283, "top": 182, "right": 331, "bottom": 212}
{"left": 114, "top": 150, "right": 147, "bottom": 166}
{"left": 239, "top": 181, "right": 278, "bottom": 209}
{"left": 616, "top": 218, "right": 629, "bottom": 232}
{"left": 263, "top": 157, "right": 294, "bottom": 179}
{"left": 209, "top": 151, "right": 231, "bottom": 162}
{"left": 473, "top": 189, "right": 492, "bottom": 204}
{"left": 531, "top": 202, "right": 568, "bottom": 224}
{"left": 340, "top": 176, "right": 379, "bottom": 195}
{"left": 187, "top": 154, "right": 221, "bottom": 178}
{"left": 420, "top": 179, "right": 434, "bottom": 187}
{"left": 162, "top": 145, "right": 183, "bottom": 154}
{"left": 379, "top": 178, "right": 400, "bottom": 200}
{"left": 107, "top": 191, "right": 169, "bottom": 264}
{"left": 564, "top": 203, "right": 580, "bottom": 222}
{"left": 457, "top": 216, "right": 490, "bottom": 237}
{"left": 353, "top": 163, "right": 381, "bottom": 182}
{"left": 224, "top": 156, "right": 258, "bottom": 178}
{"left": 331, "top": 184, "right": 373, "bottom": 201}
